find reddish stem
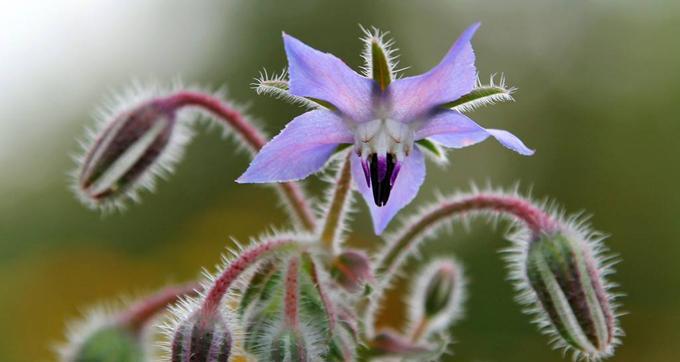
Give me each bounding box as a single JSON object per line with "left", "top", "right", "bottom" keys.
{"left": 118, "top": 282, "right": 199, "bottom": 334}
{"left": 284, "top": 256, "right": 301, "bottom": 328}
{"left": 377, "top": 193, "right": 555, "bottom": 276}
{"left": 201, "top": 239, "right": 297, "bottom": 317}
{"left": 165, "top": 91, "right": 316, "bottom": 231}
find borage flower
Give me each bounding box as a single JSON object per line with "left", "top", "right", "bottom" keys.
{"left": 238, "top": 23, "right": 533, "bottom": 234}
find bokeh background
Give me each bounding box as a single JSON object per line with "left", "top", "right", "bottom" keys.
{"left": 1, "top": 0, "right": 679, "bottom": 361}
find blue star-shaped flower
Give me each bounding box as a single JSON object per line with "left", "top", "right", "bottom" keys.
{"left": 238, "top": 23, "right": 533, "bottom": 234}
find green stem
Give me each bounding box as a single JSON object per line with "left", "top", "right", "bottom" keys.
{"left": 319, "top": 152, "right": 353, "bottom": 253}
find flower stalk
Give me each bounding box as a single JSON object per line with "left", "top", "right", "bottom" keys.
{"left": 319, "top": 152, "right": 354, "bottom": 252}
{"left": 201, "top": 238, "right": 300, "bottom": 317}
{"left": 376, "top": 193, "right": 555, "bottom": 277}
{"left": 118, "top": 283, "right": 199, "bottom": 335}
{"left": 166, "top": 91, "right": 317, "bottom": 232}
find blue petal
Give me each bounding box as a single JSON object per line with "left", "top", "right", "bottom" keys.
{"left": 351, "top": 147, "right": 426, "bottom": 235}
{"left": 388, "top": 23, "right": 479, "bottom": 122}
{"left": 416, "top": 110, "right": 534, "bottom": 155}
{"left": 284, "top": 33, "right": 375, "bottom": 122}
{"left": 237, "top": 110, "right": 353, "bottom": 183}
{"left": 485, "top": 129, "right": 535, "bottom": 156}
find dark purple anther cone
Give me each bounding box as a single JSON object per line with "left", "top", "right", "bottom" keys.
{"left": 367, "top": 153, "right": 398, "bottom": 207}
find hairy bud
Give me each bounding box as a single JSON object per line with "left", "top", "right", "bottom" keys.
{"left": 62, "top": 321, "right": 145, "bottom": 362}
{"left": 74, "top": 92, "right": 192, "bottom": 210}
{"left": 171, "top": 313, "right": 232, "bottom": 362}
{"left": 330, "top": 250, "right": 373, "bottom": 292}
{"left": 512, "top": 225, "right": 620, "bottom": 360}
{"left": 408, "top": 258, "right": 465, "bottom": 341}
{"left": 422, "top": 259, "right": 463, "bottom": 319}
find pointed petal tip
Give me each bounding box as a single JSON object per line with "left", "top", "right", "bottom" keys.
{"left": 486, "top": 129, "right": 534, "bottom": 156}
{"left": 373, "top": 222, "right": 387, "bottom": 235}
{"left": 462, "top": 22, "right": 481, "bottom": 40}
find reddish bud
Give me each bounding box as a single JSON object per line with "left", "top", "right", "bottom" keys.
{"left": 330, "top": 250, "right": 373, "bottom": 292}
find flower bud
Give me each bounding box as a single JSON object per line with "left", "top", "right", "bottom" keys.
{"left": 407, "top": 258, "right": 465, "bottom": 342}
{"left": 76, "top": 97, "right": 187, "bottom": 209}
{"left": 519, "top": 229, "right": 619, "bottom": 359}
{"left": 422, "top": 259, "right": 463, "bottom": 319}
{"left": 330, "top": 249, "right": 373, "bottom": 292}
{"left": 62, "top": 321, "right": 145, "bottom": 362}
{"left": 171, "top": 313, "right": 232, "bottom": 362}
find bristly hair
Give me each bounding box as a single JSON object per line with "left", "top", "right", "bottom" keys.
{"left": 451, "top": 73, "right": 516, "bottom": 113}
{"left": 70, "top": 79, "right": 195, "bottom": 213}
{"left": 251, "top": 68, "right": 321, "bottom": 109}
{"left": 503, "top": 212, "right": 623, "bottom": 362}
{"left": 359, "top": 25, "right": 403, "bottom": 80}
{"left": 56, "top": 306, "right": 120, "bottom": 362}
{"left": 405, "top": 257, "right": 467, "bottom": 337}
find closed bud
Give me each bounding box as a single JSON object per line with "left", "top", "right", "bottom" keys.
{"left": 422, "top": 260, "right": 462, "bottom": 318}
{"left": 61, "top": 319, "right": 145, "bottom": 362}
{"left": 75, "top": 94, "right": 190, "bottom": 210}
{"left": 518, "top": 227, "right": 619, "bottom": 360}
{"left": 330, "top": 249, "right": 373, "bottom": 292}
{"left": 408, "top": 258, "right": 465, "bottom": 341}
{"left": 171, "top": 313, "right": 232, "bottom": 362}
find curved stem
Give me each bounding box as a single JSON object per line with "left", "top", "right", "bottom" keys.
{"left": 363, "top": 193, "right": 555, "bottom": 337}
{"left": 166, "top": 91, "right": 316, "bottom": 231}
{"left": 319, "top": 152, "right": 353, "bottom": 253}
{"left": 376, "top": 193, "right": 555, "bottom": 277}
{"left": 201, "top": 238, "right": 299, "bottom": 317}
{"left": 118, "top": 282, "right": 199, "bottom": 335}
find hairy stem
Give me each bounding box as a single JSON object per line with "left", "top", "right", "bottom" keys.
{"left": 376, "top": 193, "right": 554, "bottom": 277}
{"left": 284, "top": 256, "right": 301, "bottom": 328}
{"left": 319, "top": 152, "right": 353, "bottom": 252}
{"left": 201, "top": 239, "right": 298, "bottom": 317}
{"left": 166, "top": 91, "right": 316, "bottom": 231}
{"left": 363, "top": 193, "right": 555, "bottom": 336}
{"left": 118, "top": 282, "right": 199, "bottom": 334}
{"left": 410, "top": 318, "right": 429, "bottom": 343}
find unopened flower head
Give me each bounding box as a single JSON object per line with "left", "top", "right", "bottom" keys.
{"left": 58, "top": 309, "right": 147, "bottom": 362}
{"left": 239, "top": 23, "right": 533, "bottom": 234}
{"left": 170, "top": 312, "right": 233, "bottom": 362}
{"left": 409, "top": 258, "right": 466, "bottom": 335}
{"left": 508, "top": 216, "right": 621, "bottom": 361}
{"left": 330, "top": 249, "right": 373, "bottom": 292}
{"left": 73, "top": 83, "right": 193, "bottom": 211}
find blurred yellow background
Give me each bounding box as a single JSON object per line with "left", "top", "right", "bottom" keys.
{"left": 1, "top": 0, "right": 679, "bottom": 361}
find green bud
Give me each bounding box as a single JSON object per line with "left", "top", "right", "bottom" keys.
{"left": 423, "top": 261, "right": 459, "bottom": 318}
{"left": 69, "top": 325, "right": 145, "bottom": 362}
{"left": 522, "top": 229, "right": 619, "bottom": 360}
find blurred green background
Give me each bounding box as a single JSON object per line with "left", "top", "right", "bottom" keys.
{"left": 1, "top": 0, "right": 678, "bottom": 361}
